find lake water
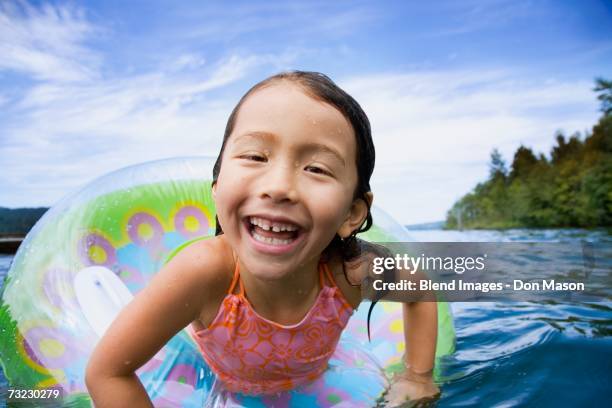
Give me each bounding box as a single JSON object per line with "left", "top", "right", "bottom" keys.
{"left": 1, "top": 229, "right": 611, "bottom": 407}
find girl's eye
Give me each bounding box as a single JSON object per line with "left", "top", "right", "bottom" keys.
{"left": 305, "top": 165, "right": 331, "bottom": 176}
{"left": 241, "top": 154, "right": 266, "bottom": 162}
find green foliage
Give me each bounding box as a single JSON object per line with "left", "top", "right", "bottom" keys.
{"left": 446, "top": 78, "right": 612, "bottom": 229}
{"left": 489, "top": 148, "right": 508, "bottom": 181}
{"left": 551, "top": 132, "right": 583, "bottom": 165}
{"left": 509, "top": 145, "right": 538, "bottom": 180}
{"left": 594, "top": 77, "right": 612, "bottom": 116}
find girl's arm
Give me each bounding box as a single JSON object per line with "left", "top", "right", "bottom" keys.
{"left": 85, "top": 239, "right": 230, "bottom": 407}
{"left": 403, "top": 301, "right": 439, "bottom": 383}
{"left": 342, "top": 240, "right": 440, "bottom": 404}
{"left": 381, "top": 300, "right": 440, "bottom": 405}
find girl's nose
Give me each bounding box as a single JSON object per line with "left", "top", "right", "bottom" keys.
{"left": 260, "top": 162, "right": 299, "bottom": 203}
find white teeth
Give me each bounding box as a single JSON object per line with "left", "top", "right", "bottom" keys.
{"left": 252, "top": 231, "right": 293, "bottom": 245}
{"left": 249, "top": 216, "right": 298, "bottom": 232}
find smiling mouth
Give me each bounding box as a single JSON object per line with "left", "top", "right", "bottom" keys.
{"left": 244, "top": 216, "right": 302, "bottom": 246}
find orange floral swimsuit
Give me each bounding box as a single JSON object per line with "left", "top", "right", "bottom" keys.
{"left": 189, "top": 260, "right": 354, "bottom": 395}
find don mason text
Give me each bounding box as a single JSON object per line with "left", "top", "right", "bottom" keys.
{"left": 513, "top": 279, "right": 585, "bottom": 291}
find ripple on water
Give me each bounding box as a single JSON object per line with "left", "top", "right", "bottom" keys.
{"left": 440, "top": 300, "right": 612, "bottom": 407}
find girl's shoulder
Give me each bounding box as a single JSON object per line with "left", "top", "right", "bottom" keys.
{"left": 172, "top": 235, "right": 235, "bottom": 283}
{"left": 180, "top": 235, "right": 237, "bottom": 296}
{"left": 180, "top": 235, "right": 236, "bottom": 330}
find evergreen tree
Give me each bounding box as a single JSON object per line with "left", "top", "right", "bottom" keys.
{"left": 489, "top": 149, "right": 507, "bottom": 180}
{"left": 594, "top": 77, "right": 612, "bottom": 116}
{"left": 551, "top": 132, "right": 583, "bottom": 165}
{"left": 510, "top": 145, "right": 538, "bottom": 180}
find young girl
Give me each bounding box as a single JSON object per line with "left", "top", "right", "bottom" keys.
{"left": 85, "top": 71, "right": 439, "bottom": 406}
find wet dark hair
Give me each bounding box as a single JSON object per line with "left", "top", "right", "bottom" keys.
{"left": 212, "top": 70, "right": 375, "bottom": 267}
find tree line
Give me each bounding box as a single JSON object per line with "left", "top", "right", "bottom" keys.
{"left": 0, "top": 207, "right": 48, "bottom": 235}
{"left": 446, "top": 78, "right": 612, "bottom": 229}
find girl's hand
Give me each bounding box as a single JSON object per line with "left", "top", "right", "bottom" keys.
{"left": 378, "top": 367, "right": 440, "bottom": 407}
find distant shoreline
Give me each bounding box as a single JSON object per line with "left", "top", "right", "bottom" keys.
{"left": 1, "top": 225, "right": 610, "bottom": 255}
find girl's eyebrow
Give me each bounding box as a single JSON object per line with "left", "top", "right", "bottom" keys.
{"left": 234, "top": 131, "right": 346, "bottom": 166}
{"left": 233, "top": 131, "right": 273, "bottom": 143}
{"left": 303, "top": 143, "right": 346, "bottom": 167}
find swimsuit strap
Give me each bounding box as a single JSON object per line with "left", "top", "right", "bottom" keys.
{"left": 317, "top": 261, "right": 325, "bottom": 289}
{"left": 320, "top": 260, "right": 338, "bottom": 288}
{"left": 238, "top": 266, "right": 245, "bottom": 296}
{"left": 227, "top": 261, "right": 242, "bottom": 295}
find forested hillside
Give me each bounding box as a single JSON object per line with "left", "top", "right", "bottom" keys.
{"left": 446, "top": 78, "right": 612, "bottom": 229}
{"left": 0, "top": 207, "right": 48, "bottom": 234}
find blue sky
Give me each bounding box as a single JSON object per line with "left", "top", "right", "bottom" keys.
{"left": 1, "top": 0, "right": 611, "bottom": 224}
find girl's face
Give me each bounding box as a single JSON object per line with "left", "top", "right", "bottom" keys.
{"left": 214, "top": 81, "right": 368, "bottom": 279}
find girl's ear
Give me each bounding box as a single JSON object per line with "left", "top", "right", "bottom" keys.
{"left": 212, "top": 181, "right": 217, "bottom": 197}
{"left": 338, "top": 192, "right": 373, "bottom": 238}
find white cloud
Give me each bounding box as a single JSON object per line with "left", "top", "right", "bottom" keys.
{"left": 423, "top": 0, "right": 537, "bottom": 37}
{"left": 0, "top": 38, "right": 301, "bottom": 207}
{"left": 0, "top": 2, "right": 100, "bottom": 82}
{"left": 176, "top": 1, "right": 377, "bottom": 41}
{"left": 167, "top": 54, "right": 207, "bottom": 72}
{"left": 340, "top": 71, "right": 600, "bottom": 224}
{"left": 0, "top": 2, "right": 299, "bottom": 204}
{"left": 1, "top": 53, "right": 268, "bottom": 170}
